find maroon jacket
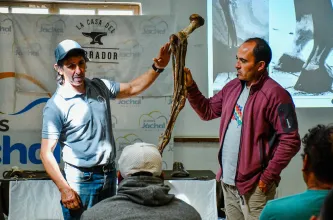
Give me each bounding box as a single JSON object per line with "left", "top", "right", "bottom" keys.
{"left": 187, "top": 72, "right": 300, "bottom": 195}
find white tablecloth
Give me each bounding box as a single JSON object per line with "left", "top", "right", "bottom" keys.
{"left": 166, "top": 180, "right": 217, "bottom": 220}
{"left": 8, "top": 179, "right": 217, "bottom": 220}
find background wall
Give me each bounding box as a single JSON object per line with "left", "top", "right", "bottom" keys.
{"left": 6, "top": 0, "right": 333, "bottom": 198}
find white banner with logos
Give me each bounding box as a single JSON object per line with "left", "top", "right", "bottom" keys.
{"left": 0, "top": 13, "right": 176, "bottom": 175}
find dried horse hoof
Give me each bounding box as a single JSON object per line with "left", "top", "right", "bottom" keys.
{"left": 158, "top": 14, "right": 205, "bottom": 154}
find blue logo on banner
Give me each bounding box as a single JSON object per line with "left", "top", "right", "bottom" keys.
{"left": 0, "top": 136, "right": 61, "bottom": 164}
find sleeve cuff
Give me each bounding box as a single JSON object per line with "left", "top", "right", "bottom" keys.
{"left": 113, "top": 82, "right": 120, "bottom": 99}
{"left": 42, "top": 132, "right": 60, "bottom": 140}
{"left": 186, "top": 81, "right": 198, "bottom": 92}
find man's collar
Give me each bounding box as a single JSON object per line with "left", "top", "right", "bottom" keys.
{"left": 241, "top": 70, "right": 268, "bottom": 93}
{"left": 57, "top": 78, "right": 89, "bottom": 99}
{"left": 251, "top": 70, "right": 268, "bottom": 90}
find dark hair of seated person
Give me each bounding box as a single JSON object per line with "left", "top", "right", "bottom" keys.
{"left": 301, "top": 124, "right": 333, "bottom": 184}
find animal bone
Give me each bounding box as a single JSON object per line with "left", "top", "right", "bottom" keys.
{"left": 158, "top": 14, "right": 205, "bottom": 154}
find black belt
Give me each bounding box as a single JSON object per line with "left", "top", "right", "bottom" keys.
{"left": 66, "top": 163, "right": 115, "bottom": 173}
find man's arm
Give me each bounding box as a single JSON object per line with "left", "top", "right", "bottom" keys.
{"left": 184, "top": 67, "right": 223, "bottom": 121}
{"left": 41, "top": 104, "right": 69, "bottom": 191}
{"left": 116, "top": 42, "right": 171, "bottom": 99}
{"left": 40, "top": 139, "right": 68, "bottom": 190}
{"left": 40, "top": 138, "right": 81, "bottom": 210}
{"left": 260, "top": 89, "right": 301, "bottom": 187}
{"left": 117, "top": 68, "right": 161, "bottom": 99}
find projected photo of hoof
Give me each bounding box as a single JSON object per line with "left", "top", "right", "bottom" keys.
{"left": 274, "top": 54, "right": 305, "bottom": 73}
{"left": 294, "top": 68, "right": 333, "bottom": 93}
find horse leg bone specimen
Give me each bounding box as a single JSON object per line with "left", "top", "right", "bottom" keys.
{"left": 158, "top": 14, "right": 204, "bottom": 154}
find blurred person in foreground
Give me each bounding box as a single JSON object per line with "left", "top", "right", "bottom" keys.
{"left": 80, "top": 142, "right": 202, "bottom": 220}
{"left": 260, "top": 124, "right": 333, "bottom": 220}
{"left": 310, "top": 188, "right": 333, "bottom": 220}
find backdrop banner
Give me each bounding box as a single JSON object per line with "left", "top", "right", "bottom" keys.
{"left": 0, "top": 13, "right": 175, "bottom": 174}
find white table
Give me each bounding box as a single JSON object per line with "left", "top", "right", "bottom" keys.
{"left": 7, "top": 179, "right": 217, "bottom": 220}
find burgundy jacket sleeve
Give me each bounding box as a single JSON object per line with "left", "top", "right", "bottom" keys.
{"left": 186, "top": 81, "right": 223, "bottom": 121}
{"left": 260, "top": 88, "right": 301, "bottom": 185}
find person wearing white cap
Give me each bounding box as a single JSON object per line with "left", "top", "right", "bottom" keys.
{"left": 40, "top": 39, "right": 171, "bottom": 220}
{"left": 80, "top": 142, "right": 202, "bottom": 220}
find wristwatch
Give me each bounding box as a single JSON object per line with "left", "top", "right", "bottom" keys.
{"left": 152, "top": 63, "right": 164, "bottom": 73}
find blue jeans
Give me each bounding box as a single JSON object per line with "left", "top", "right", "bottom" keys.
{"left": 61, "top": 163, "right": 117, "bottom": 220}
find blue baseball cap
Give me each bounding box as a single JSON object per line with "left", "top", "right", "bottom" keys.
{"left": 54, "top": 39, "right": 88, "bottom": 63}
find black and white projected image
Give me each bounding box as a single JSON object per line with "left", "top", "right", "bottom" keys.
{"left": 212, "top": 0, "right": 333, "bottom": 107}
{"left": 212, "top": 0, "right": 269, "bottom": 93}
{"left": 270, "top": 0, "right": 333, "bottom": 103}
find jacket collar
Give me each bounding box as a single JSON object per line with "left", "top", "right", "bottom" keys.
{"left": 240, "top": 70, "right": 268, "bottom": 93}
{"left": 117, "top": 176, "right": 174, "bottom": 206}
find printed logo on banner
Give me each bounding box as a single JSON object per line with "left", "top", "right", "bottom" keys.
{"left": 111, "top": 115, "right": 118, "bottom": 129}
{"left": 0, "top": 17, "right": 12, "bottom": 34}
{"left": 117, "top": 98, "right": 142, "bottom": 107}
{"left": 0, "top": 121, "right": 61, "bottom": 164}
{"left": 0, "top": 135, "right": 61, "bottom": 165}
{"left": 139, "top": 110, "right": 168, "bottom": 131}
{"left": 82, "top": 32, "right": 107, "bottom": 45}
{"left": 0, "top": 119, "right": 9, "bottom": 132}
{"left": 14, "top": 42, "right": 42, "bottom": 57}
{"left": 76, "top": 18, "right": 117, "bottom": 34}
{"left": 0, "top": 72, "right": 52, "bottom": 165}
{"left": 0, "top": 72, "right": 50, "bottom": 115}
{"left": 36, "top": 17, "right": 65, "bottom": 36}
{"left": 75, "top": 18, "right": 119, "bottom": 64}
{"left": 140, "top": 17, "right": 168, "bottom": 35}
{"left": 115, "top": 133, "right": 143, "bottom": 152}
{"left": 118, "top": 40, "right": 144, "bottom": 59}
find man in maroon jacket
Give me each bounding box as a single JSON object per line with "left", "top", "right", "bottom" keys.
{"left": 184, "top": 37, "right": 301, "bottom": 220}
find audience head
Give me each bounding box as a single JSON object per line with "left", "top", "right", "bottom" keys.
{"left": 118, "top": 142, "right": 162, "bottom": 178}
{"left": 301, "top": 124, "right": 333, "bottom": 185}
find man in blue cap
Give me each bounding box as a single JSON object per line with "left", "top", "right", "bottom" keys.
{"left": 40, "top": 39, "right": 171, "bottom": 220}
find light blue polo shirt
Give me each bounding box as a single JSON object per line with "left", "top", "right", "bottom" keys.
{"left": 42, "top": 78, "right": 120, "bottom": 167}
